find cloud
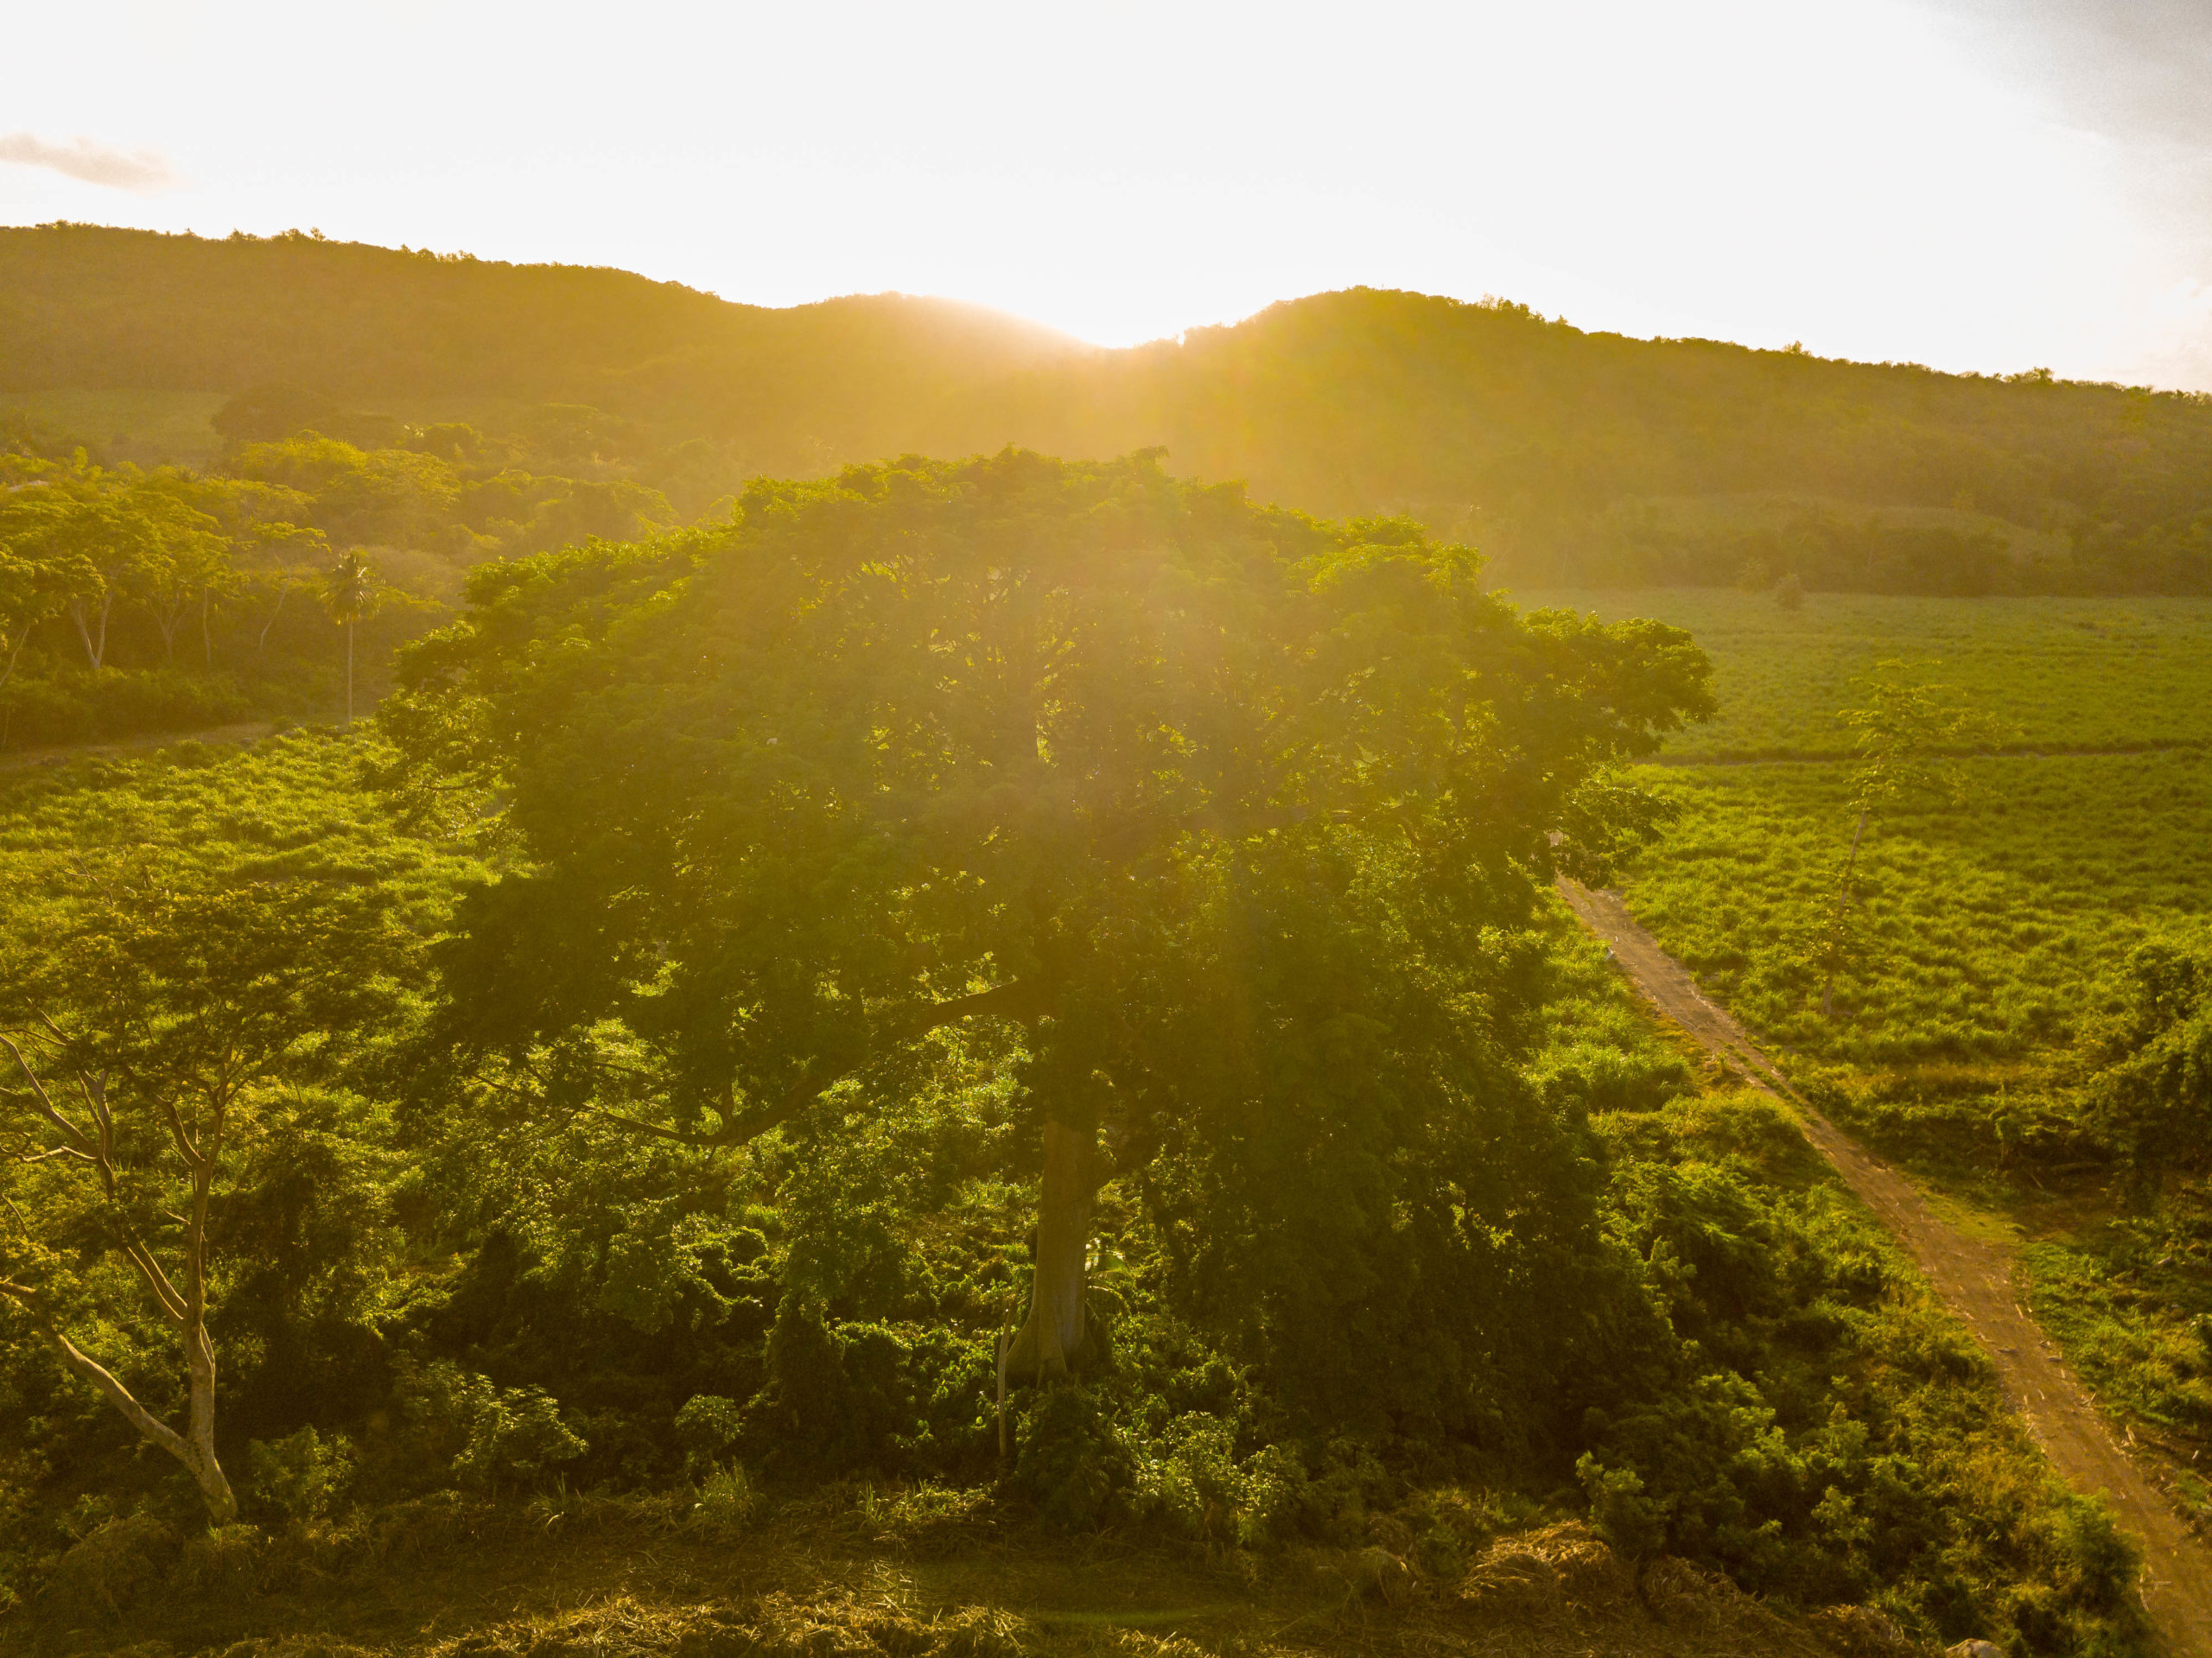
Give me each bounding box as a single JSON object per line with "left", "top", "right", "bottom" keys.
{"left": 0, "top": 132, "right": 180, "bottom": 193}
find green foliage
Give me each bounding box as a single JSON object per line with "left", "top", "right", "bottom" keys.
{"left": 1839, "top": 660, "right": 2009, "bottom": 815}
{"left": 744, "top": 1298, "right": 912, "bottom": 1477}
{"left": 672, "top": 1394, "right": 744, "bottom": 1473}
{"left": 1577, "top": 1454, "right": 1663, "bottom": 1564}
{"left": 385, "top": 448, "right": 1710, "bottom": 1459}
{"left": 453, "top": 1387, "right": 587, "bottom": 1495}
{"left": 388, "top": 1360, "right": 587, "bottom": 1495}
{"left": 2084, "top": 940, "right": 2212, "bottom": 1190}
{"left": 685, "top": 1462, "right": 760, "bottom": 1537}
{"left": 1125, "top": 1418, "right": 1313, "bottom": 1548}
{"left": 1582, "top": 1082, "right": 2143, "bottom": 1646}
{"left": 1573, "top": 588, "right": 2209, "bottom": 1596}
{"left": 1613, "top": 753, "right": 2212, "bottom": 1066}
{"left": 246, "top": 1426, "right": 355, "bottom": 1523}
{"left": 0, "top": 664, "right": 269, "bottom": 748}
{"left": 1010, "top": 1384, "right": 1134, "bottom": 1531}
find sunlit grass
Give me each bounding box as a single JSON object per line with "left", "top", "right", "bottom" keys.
{"left": 1518, "top": 588, "right": 2212, "bottom": 759}
{"left": 0, "top": 727, "right": 486, "bottom": 940}
{"left": 1615, "top": 750, "right": 2212, "bottom": 1067}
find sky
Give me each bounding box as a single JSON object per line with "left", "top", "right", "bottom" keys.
{"left": 3, "top": 0, "right": 2209, "bottom": 389}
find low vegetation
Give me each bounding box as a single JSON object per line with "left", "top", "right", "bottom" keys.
{"left": 0, "top": 462, "right": 2152, "bottom": 1655}
{"left": 1516, "top": 588, "right": 2212, "bottom": 760}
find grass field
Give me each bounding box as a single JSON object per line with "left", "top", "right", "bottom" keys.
{"left": 1618, "top": 751, "right": 2212, "bottom": 1067}
{"left": 1516, "top": 588, "right": 2212, "bottom": 758}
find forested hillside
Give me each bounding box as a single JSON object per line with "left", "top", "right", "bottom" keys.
{"left": 6, "top": 224, "right": 2211, "bottom": 594}
{"left": 0, "top": 225, "right": 1078, "bottom": 481}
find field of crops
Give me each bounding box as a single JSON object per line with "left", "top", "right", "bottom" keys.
{"left": 1517, "top": 588, "right": 2212, "bottom": 758}
{"left": 1618, "top": 750, "right": 2212, "bottom": 1068}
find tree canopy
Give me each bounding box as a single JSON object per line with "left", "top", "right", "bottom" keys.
{"left": 389, "top": 448, "right": 1713, "bottom": 1407}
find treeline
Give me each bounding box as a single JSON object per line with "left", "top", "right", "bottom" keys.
{"left": 0, "top": 384, "right": 732, "bottom": 747}
{"left": 6, "top": 225, "right": 2212, "bottom": 594}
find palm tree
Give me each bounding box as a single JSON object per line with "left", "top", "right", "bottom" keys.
{"left": 321, "top": 550, "right": 374, "bottom": 726}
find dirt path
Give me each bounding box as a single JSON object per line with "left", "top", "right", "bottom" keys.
{"left": 1558, "top": 879, "right": 2212, "bottom": 1657}
{"left": 0, "top": 720, "right": 278, "bottom": 775}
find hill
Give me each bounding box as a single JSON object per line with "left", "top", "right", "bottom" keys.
{"left": 0, "top": 224, "right": 1085, "bottom": 477}
{"left": 4, "top": 223, "right": 2210, "bottom": 592}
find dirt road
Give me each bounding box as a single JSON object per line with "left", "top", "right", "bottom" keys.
{"left": 1558, "top": 879, "right": 2212, "bottom": 1656}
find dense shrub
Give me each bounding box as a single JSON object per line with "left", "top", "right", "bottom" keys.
{"left": 0, "top": 665, "right": 264, "bottom": 747}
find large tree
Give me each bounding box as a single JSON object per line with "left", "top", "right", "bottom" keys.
{"left": 383, "top": 450, "right": 1711, "bottom": 1384}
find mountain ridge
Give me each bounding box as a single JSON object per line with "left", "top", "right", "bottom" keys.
{"left": 4, "top": 223, "right": 2209, "bottom": 591}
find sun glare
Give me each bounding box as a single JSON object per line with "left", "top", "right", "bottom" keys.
{"left": 0, "top": 0, "right": 2205, "bottom": 384}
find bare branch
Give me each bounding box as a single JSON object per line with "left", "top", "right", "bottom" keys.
{"left": 0, "top": 1032, "right": 97, "bottom": 1159}
{"left": 157, "top": 1094, "right": 207, "bottom": 1171}
{"left": 588, "top": 1106, "right": 722, "bottom": 1147}
{"left": 79, "top": 1070, "right": 113, "bottom": 1141}
{"left": 121, "top": 1241, "right": 191, "bottom": 1328}
{"left": 10, "top": 1145, "right": 94, "bottom": 1166}
{"left": 35, "top": 1316, "right": 194, "bottom": 1467}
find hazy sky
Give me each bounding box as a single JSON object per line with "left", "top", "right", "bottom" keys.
{"left": 5, "top": 0, "right": 2209, "bottom": 388}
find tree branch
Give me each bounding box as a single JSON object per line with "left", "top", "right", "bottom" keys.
{"left": 1, "top": 1287, "right": 196, "bottom": 1467}
{"left": 120, "top": 1241, "right": 192, "bottom": 1328}
{"left": 9, "top": 1145, "right": 94, "bottom": 1166}
{"left": 0, "top": 1033, "right": 96, "bottom": 1160}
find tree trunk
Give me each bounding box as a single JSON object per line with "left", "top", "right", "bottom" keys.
{"left": 38, "top": 1318, "right": 236, "bottom": 1521}
{"left": 182, "top": 1318, "right": 236, "bottom": 1521}
{"left": 1820, "top": 803, "right": 1872, "bottom": 1020}
{"left": 200, "top": 588, "right": 214, "bottom": 668}
{"left": 71, "top": 595, "right": 110, "bottom": 670}
{"left": 257, "top": 580, "right": 292, "bottom": 658}
{"left": 344, "top": 617, "right": 355, "bottom": 725}
{"left": 1003, "top": 1116, "right": 1098, "bottom": 1383}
